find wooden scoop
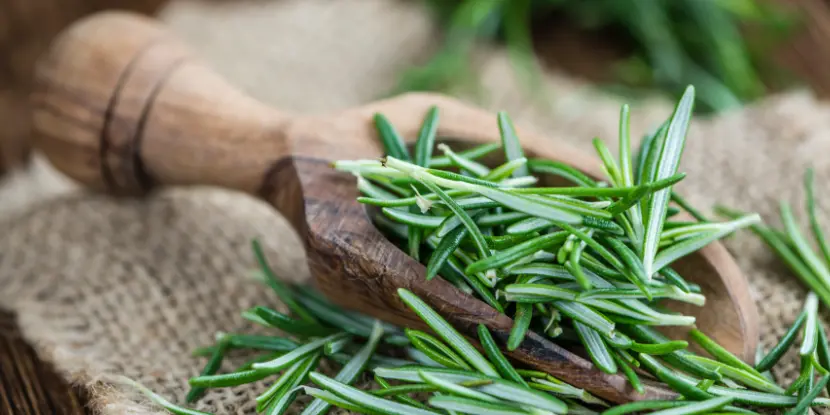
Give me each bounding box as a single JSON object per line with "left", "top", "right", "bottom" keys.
{"left": 31, "top": 11, "right": 758, "bottom": 403}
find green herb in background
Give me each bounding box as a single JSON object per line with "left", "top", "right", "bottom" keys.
{"left": 399, "top": 0, "right": 798, "bottom": 113}
{"left": 719, "top": 168, "right": 830, "bottom": 308}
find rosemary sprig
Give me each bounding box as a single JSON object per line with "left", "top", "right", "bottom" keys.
{"left": 719, "top": 167, "right": 830, "bottom": 308}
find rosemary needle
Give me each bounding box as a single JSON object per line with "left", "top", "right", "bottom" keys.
{"left": 477, "top": 324, "right": 527, "bottom": 386}
{"left": 398, "top": 288, "right": 499, "bottom": 377}
{"left": 301, "top": 322, "right": 384, "bottom": 415}
{"left": 186, "top": 334, "right": 229, "bottom": 403}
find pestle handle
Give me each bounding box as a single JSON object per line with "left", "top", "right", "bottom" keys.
{"left": 32, "top": 11, "right": 292, "bottom": 195}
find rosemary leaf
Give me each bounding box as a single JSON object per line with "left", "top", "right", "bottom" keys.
{"left": 800, "top": 292, "right": 819, "bottom": 356}
{"left": 528, "top": 159, "right": 597, "bottom": 187}
{"left": 398, "top": 288, "right": 499, "bottom": 377}
{"left": 428, "top": 395, "right": 530, "bottom": 415}
{"left": 119, "top": 377, "right": 213, "bottom": 415}
{"left": 374, "top": 366, "right": 567, "bottom": 413}
{"left": 419, "top": 370, "right": 500, "bottom": 403}
{"left": 575, "top": 321, "right": 618, "bottom": 374}
{"left": 781, "top": 201, "right": 830, "bottom": 295}
{"left": 602, "top": 400, "right": 687, "bottom": 415}
{"left": 252, "top": 333, "right": 348, "bottom": 372}
{"left": 252, "top": 239, "right": 318, "bottom": 323}
{"left": 438, "top": 143, "right": 490, "bottom": 177}
{"left": 309, "top": 372, "right": 441, "bottom": 415}
{"left": 785, "top": 375, "right": 830, "bottom": 415}
{"left": 497, "top": 112, "right": 529, "bottom": 177}
{"left": 485, "top": 158, "right": 529, "bottom": 181}
{"left": 756, "top": 311, "right": 806, "bottom": 372}
{"left": 301, "top": 322, "right": 384, "bottom": 415}
{"left": 683, "top": 355, "right": 783, "bottom": 394}
{"left": 383, "top": 208, "right": 445, "bottom": 228}
{"left": 650, "top": 396, "right": 734, "bottom": 415}
{"left": 303, "top": 387, "right": 385, "bottom": 415}
{"left": 186, "top": 335, "right": 229, "bottom": 403}
{"left": 593, "top": 138, "right": 623, "bottom": 186}
{"left": 689, "top": 329, "right": 762, "bottom": 378}
{"left": 613, "top": 353, "right": 644, "bottom": 395}
{"left": 374, "top": 113, "right": 411, "bottom": 161}
{"left": 426, "top": 225, "right": 469, "bottom": 280}
{"left": 618, "top": 104, "right": 634, "bottom": 188}
{"left": 477, "top": 324, "right": 527, "bottom": 386}
{"left": 641, "top": 86, "right": 695, "bottom": 279}
{"left": 406, "top": 329, "right": 472, "bottom": 370}
{"left": 250, "top": 306, "right": 335, "bottom": 337}
{"left": 430, "top": 143, "right": 501, "bottom": 168}
{"left": 653, "top": 214, "right": 760, "bottom": 272}
{"left": 255, "top": 352, "right": 320, "bottom": 412}
{"left": 507, "top": 302, "right": 532, "bottom": 351}
{"left": 420, "top": 180, "right": 491, "bottom": 262}
{"left": 639, "top": 354, "right": 714, "bottom": 400}
{"left": 414, "top": 106, "right": 440, "bottom": 167}
{"left": 465, "top": 231, "right": 567, "bottom": 274}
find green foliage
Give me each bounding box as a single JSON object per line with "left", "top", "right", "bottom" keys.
{"left": 397, "top": 0, "right": 799, "bottom": 113}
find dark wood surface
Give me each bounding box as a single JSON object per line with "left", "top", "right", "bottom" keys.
{"left": 0, "top": 310, "right": 88, "bottom": 414}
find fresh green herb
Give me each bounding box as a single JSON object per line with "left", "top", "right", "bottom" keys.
{"left": 507, "top": 302, "right": 532, "bottom": 351}
{"left": 186, "top": 334, "right": 229, "bottom": 403}
{"left": 496, "top": 112, "right": 529, "bottom": 177}
{"left": 301, "top": 322, "right": 384, "bottom": 415}
{"left": 374, "top": 113, "right": 411, "bottom": 162}
{"left": 406, "top": 329, "right": 472, "bottom": 370}
{"left": 118, "top": 376, "right": 213, "bottom": 415}
{"left": 403, "top": 0, "right": 795, "bottom": 113}
{"left": 398, "top": 288, "right": 499, "bottom": 377}
{"left": 310, "top": 372, "right": 442, "bottom": 415}
{"left": 477, "top": 324, "right": 527, "bottom": 386}
{"left": 641, "top": 86, "right": 695, "bottom": 280}
{"left": 128, "top": 97, "right": 830, "bottom": 415}
{"left": 688, "top": 329, "right": 762, "bottom": 378}
{"left": 252, "top": 239, "right": 317, "bottom": 323}
{"left": 719, "top": 168, "right": 830, "bottom": 307}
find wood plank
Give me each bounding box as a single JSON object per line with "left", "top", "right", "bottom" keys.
{"left": 0, "top": 310, "right": 88, "bottom": 414}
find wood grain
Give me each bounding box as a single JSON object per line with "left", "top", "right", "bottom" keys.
{"left": 0, "top": 310, "right": 88, "bottom": 415}
{"left": 29, "top": 11, "right": 759, "bottom": 404}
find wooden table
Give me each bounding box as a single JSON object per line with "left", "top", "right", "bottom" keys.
{"left": 0, "top": 310, "right": 87, "bottom": 414}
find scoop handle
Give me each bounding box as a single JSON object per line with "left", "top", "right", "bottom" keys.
{"left": 32, "top": 11, "right": 292, "bottom": 195}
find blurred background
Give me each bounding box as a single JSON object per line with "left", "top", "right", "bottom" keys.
{"left": 1, "top": 0, "right": 829, "bottom": 177}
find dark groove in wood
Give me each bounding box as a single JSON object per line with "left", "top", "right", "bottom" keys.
{"left": 100, "top": 37, "right": 163, "bottom": 193}
{"left": 131, "top": 57, "right": 187, "bottom": 192}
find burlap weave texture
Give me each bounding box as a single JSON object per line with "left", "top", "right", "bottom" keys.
{"left": 0, "top": 0, "right": 828, "bottom": 413}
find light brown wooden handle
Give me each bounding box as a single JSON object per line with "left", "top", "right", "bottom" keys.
{"left": 31, "top": 11, "right": 291, "bottom": 195}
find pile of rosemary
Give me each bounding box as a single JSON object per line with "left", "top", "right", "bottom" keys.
{"left": 131, "top": 86, "right": 830, "bottom": 414}
{"left": 336, "top": 85, "right": 763, "bottom": 381}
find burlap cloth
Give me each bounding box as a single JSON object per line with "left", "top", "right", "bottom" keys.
{"left": 0, "top": 0, "right": 828, "bottom": 413}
